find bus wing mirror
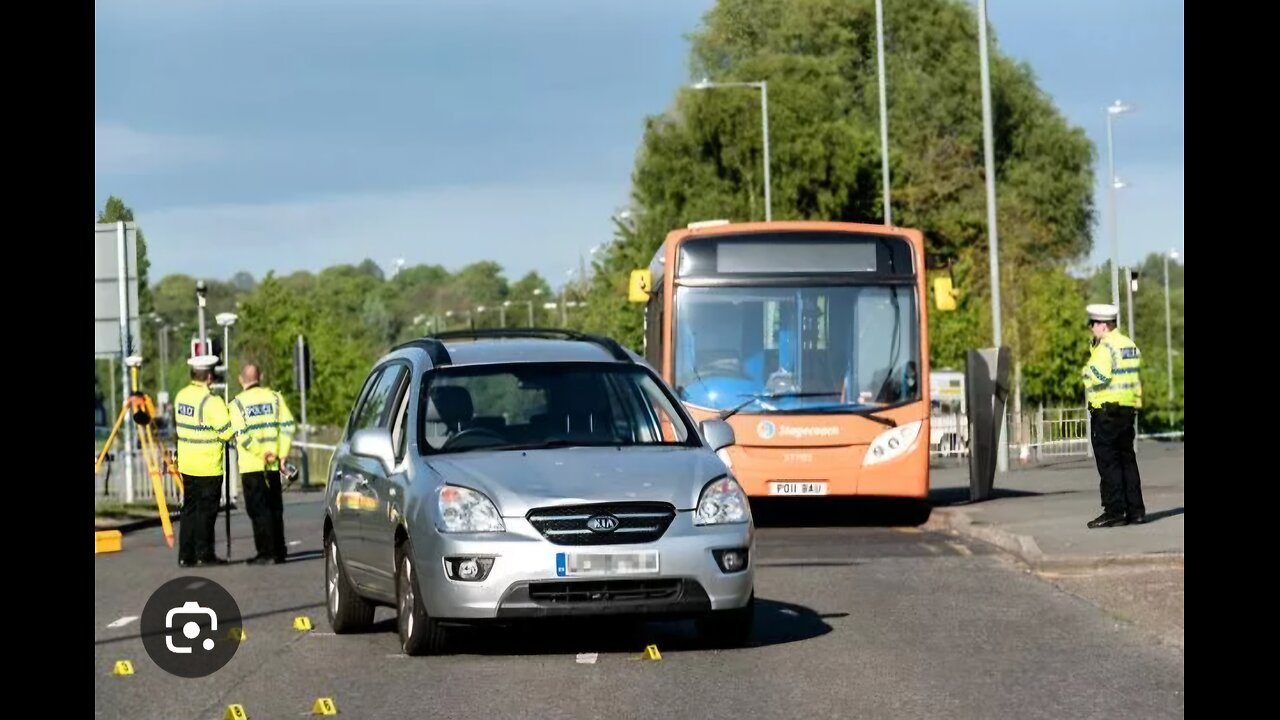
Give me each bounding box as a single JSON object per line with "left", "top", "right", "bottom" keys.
{"left": 933, "top": 276, "right": 958, "bottom": 311}
{"left": 628, "top": 269, "right": 652, "bottom": 303}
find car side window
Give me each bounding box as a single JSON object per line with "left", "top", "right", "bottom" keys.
{"left": 345, "top": 369, "right": 384, "bottom": 440}
{"left": 390, "top": 371, "right": 413, "bottom": 463}
{"left": 354, "top": 364, "right": 409, "bottom": 434}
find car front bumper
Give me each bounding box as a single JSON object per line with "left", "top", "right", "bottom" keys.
{"left": 412, "top": 512, "right": 754, "bottom": 620}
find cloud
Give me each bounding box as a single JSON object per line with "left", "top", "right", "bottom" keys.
{"left": 136, "top": 181, "right": 631, "bottom": 288}
{"left": 95, "top": 124, "right": 229, "bottom": 176}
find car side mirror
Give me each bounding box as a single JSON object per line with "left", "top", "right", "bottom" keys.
{"left": 350, "top": 427, "right": 396, "bottom": 474}
{"left": 700, "top": 419, "right": 736, "bottom": 452}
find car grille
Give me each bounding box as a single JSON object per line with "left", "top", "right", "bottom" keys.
{"left": 527, "top": 579, "right": 681, "bottom": 604}
{"left": 526, "top": 502, "right": 676, "bottom": 545}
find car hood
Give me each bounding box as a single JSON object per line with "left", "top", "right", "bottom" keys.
{"left": 425, "top": 445, "right": 728, "bottom": 516}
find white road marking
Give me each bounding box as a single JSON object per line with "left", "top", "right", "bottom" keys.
{"left": 108, "top": 616, "right": 138, "bottom": 628}
{"left": 289, "top": 540, "right": 302, "bottom": 546}
{"left": 576, "top": 653, "right": 598, "bottom": 664}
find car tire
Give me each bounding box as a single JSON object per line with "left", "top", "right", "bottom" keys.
{"left": 697, "top": 591, "right": 755, "bottom": 648}
{"left": 396, "top": 542, "right": 448, "bottom": 656}
{"left": 326, "top": 532, "right": 376, "bottom": 634}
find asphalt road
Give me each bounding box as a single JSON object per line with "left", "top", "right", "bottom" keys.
{"left": 95, "top": 496, "right": 1183, "bottom": 719}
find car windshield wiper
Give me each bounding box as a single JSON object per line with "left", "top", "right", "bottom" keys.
{"left": 718, "top": 392, "right": 842, "bottom": 420}
{"left": 487, "top": 439, "right": 612, "bottom": 452}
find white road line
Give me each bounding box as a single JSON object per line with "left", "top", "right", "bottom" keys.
{"left": 107, "top": 616, "right": 138, "bottom": 629}
{"left": 947, "top": 542, "right": 973, "bottom": 557}
{"left": 288, "top": 540, "right": 302, "bottom": 546}
{"left": 576, "top": 653, "right": 598, "bottom": 664}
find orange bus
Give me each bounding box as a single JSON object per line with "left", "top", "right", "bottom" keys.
{"left": 629, "top": 220, "right": 940, "bottom": 501}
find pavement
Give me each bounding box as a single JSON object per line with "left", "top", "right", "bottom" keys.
{"left": 925, "top": 439, "right": 1185, "bottom": 572}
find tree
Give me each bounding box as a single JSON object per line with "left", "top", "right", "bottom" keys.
{"left": 231, "top": 271, "right": 257, "bottom": 292}
{"left": 577, "top": 0, "right": 1095, "bottom": 401}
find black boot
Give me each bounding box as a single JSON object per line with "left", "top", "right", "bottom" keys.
{"left": 1087, "top": 513, "right": 1128, "bottom": 529}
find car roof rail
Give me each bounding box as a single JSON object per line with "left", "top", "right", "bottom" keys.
{"left": 426, "top": 328, "right": 634, "bottom": 363}
{"left": 387, "top": 337, "right": 452, "bottom": 366}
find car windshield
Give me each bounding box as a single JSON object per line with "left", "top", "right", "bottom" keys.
{"left": 419, "top": 362, "right": 696, "bottom": 454}
{"left": 673, "top": 284, "right": 920, "bottom": 414}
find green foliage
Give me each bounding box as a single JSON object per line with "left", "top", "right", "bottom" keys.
{"left": 96, "top": 0, "right": 1181, "bottom": 431}
{"left": 574, "top": 0, "right": 1098, "bottom": 409}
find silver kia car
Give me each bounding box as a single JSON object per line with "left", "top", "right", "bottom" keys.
{"left": 323, "top": 329, "right": 755, "bottom": 655}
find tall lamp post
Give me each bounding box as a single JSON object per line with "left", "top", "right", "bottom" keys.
{"left": 976, "top": 0, "right": 1007, "bottom": 472}
{"left": 691, "top": 78, "right": 771, "bottom": 221}
{"left": 875, "top": 0, "right": 893, "bottom": 225}
{"left": 1106, "top": 99, "right": 1133, "bottom": 313}
{"left": 1164, "top": 249, "right": 1179, "bottom": 402}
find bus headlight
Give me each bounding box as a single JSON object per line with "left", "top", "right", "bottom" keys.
{"left": 863, "top": 420, "right": 922, "bottom": 466}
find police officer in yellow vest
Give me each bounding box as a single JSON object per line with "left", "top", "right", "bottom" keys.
{"left": 1082, "top": 304, "right": 1146, "bottom": 528}
{"left": 229, "top": 363, "right": 297, "bottom": 564}
{"left": 174, "top": 355, "right": 236, "bottom": 566}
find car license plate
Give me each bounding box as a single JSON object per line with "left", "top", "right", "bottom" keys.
{"left": 555, "top": 551, "right": 659, "bottom": 577}
{"left": 769, "top": 481, "right": 828, "bottom": 496}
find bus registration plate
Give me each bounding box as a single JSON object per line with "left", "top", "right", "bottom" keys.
{"left": 556, "top": 551, "right": 660, "bottom": 577}
{"left": 769, "top": 482, "right": 828, "bottom": 496}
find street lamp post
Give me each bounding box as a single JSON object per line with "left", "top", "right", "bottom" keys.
{"left": 691, "top": 78, "right": 771, "bottom": 221}
{"left": 1164, "top": 249, "right": 1178, "bottom": 402}
{"left": 875, "top": 0, "right": 892, "bottom": 225}
{"left": 977, "top": 0, "right": 1007, "bottom": 472}
{"left": 1106, "top": 100, "right": 1133, "bottom": 313}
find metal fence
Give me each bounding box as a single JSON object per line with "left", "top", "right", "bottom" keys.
{"left": 929, "top": 405, "right": 1096, "bottom": 462}
{"left": 930, "top": 405, "right": 1186, "bottom": 464}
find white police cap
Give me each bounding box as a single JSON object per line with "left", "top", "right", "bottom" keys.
{"left": 1086, "top": 303, "right": 1119, "bottom": 322}
{"left": 187, "top": 354, "right": 219, "bottom": 369}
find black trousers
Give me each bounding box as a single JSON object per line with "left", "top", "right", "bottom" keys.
{"left": 179, "top": 474, "right": 223, "bottom": 562}
{"left": 1090, "top": 405, "right": 1145, "bottom": 518}
{"left": 242, "top": 470, "right": 287, "bottom": 560}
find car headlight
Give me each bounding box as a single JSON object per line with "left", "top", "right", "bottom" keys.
{"left": 695, "top": 476, "right": 749, "bottom": 526}
{"left": 863, "top": 420, "right": 923, "bottom": 466}
{"left": 437, "top": 486, "right": 505, "bottom": 533}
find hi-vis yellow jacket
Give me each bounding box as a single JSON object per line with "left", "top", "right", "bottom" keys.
{"left": 230, "top": 385, "right": 297, "bottom": 474}
{"left": 174, "top": 382, "right": 235, "bottom": 476}
{"left": 1082, "top": 329, "right": 1143, "bottom": 409}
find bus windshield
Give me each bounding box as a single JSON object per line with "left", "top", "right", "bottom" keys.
{"left": 673, "top": 285, "right": 920, "bottom": 414}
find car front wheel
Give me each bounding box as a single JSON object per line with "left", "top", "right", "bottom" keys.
{"left": 396, "top": 542, "right": 449, "bottom": 656}
{"left": 326, "top": 532, "right": 375, "bottom": 634}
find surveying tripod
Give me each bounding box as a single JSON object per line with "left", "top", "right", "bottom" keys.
{"left": 94, "top": 355, "right": 181, "bottom": 548}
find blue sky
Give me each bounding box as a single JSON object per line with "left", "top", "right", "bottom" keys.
{"left": 95, "top": 0, "right": 1183, "bottom": 288}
